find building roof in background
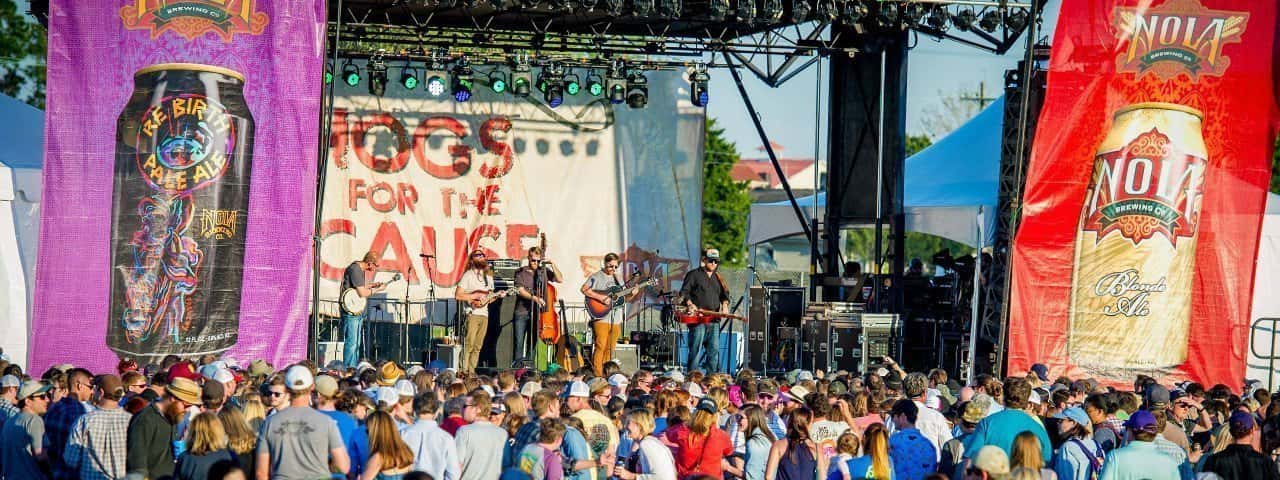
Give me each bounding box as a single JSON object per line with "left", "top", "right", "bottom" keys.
{"left": 730, "top": 157, "right": 814, "bottom": 188}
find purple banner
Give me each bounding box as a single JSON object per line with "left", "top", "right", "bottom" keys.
{"left": 33, "top": 0, "right": 324, "bottom": 371}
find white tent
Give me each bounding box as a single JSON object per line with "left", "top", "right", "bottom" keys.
{"left": 747, "top": 97, "right": 1003, "bottom": 248}
{"left": 0, "top": 93, "right": 43, "bottom": 367}
{"left": 1247, "top": 194, "right": 1280, "bottom": 389}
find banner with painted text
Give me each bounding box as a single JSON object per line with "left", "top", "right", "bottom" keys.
{"left": 1008, "top": 0, "right": 1279, "bottom": 386}
{"left": 32, "top": 0, "right": 324, "bottom": 370}
{"left": 319, "top": 65, "right": 704, "bottom": 315}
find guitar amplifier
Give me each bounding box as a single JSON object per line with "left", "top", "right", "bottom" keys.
{"left": 801, "top": 320, "right": 830, "bottom": 372}
{"left": 747, "top": 286, "right": 769, "bottom": 371}
{"left": 829, "top": 320, "right": 862, "bottom": 373}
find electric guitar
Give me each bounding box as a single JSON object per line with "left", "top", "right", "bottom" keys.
{"left": 584, "top": 277, "right": 659, "bottom": 319}
{"left": 467, "top": 287, "right": 516, "bottom": 310}
{"left": 675, "top": 306, "right": 746, "bottom": 325}
{"left": 340, "top": 273, "right": 401, "bottom": 315}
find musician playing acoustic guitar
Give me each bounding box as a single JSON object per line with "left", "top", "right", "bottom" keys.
{"left": 581, "top": 253, "right": 638, "bottom": 376}
{"left": 341, "top": 251, "right": 388, "bottom": 368}
{"left": 514, "top": 246, "right": 562, "bottom": 364}
{"left": 679, "top": 248, "right": 731, "bottom": 373}
{"left": 455, "top": 249, "right": 506, "bottom": 373}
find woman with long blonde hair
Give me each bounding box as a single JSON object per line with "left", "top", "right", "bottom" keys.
{"left": 240, "top": 392, "right": 266, "bottom": 431}
{"left": 361, "top": 411, "right": 415, "bottom": 480}
{"left": 176, "top": 412, "right": 235, "bottom": 480}
{"left": 1011, "top": 431, "right": 1057, "bottom": 480}
{"left": 218, "top": 407, "right": 258, "bottom": 475}
{"left": 672, "top": 398, "right": 737, "bottom": 478}
{"left": 827, "top": 422, "right": 893, "bottom": 480}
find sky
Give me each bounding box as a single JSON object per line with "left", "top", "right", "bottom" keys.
{"left": 709, "top": 0, "right": 1063, "bottom": 160}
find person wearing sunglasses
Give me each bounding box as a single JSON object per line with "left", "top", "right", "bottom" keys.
{"left": 679, "top": 248, "right": 732, "bottom": 373}
{"left": 0, "top": 380, "right": 53, "bottom": 479}
{"left": 581, "top": 252, "right": 637, "bottom": 376}
{"left": 456, "top": 249, "right": 504, "bottom": 374}
{"left": 341, "top": 251, "right": 389, "bottom": 369}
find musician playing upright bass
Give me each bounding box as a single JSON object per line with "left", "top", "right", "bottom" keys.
{"left": 581, "top": 253, "right": 637, "bottom": 376}
{"left": 455, "top": 249, "right": 499, "bottom": 373}
{"left": 680, "top": 248, "right": 731, "bottom": 373}
{"left": 514, "top": 246, "right": 562, "bottom": 364}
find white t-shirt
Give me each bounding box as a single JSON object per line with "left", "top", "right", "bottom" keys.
{"left": 810, "top": 419, "right": 851, "bottom": 459}
{"left": 458, "top": 269, "right": 495, "bottom": 317}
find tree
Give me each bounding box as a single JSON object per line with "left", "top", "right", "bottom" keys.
{"left": 0, "top": 0, "right": 45, "bottom": 108}
{"left": 701, "top": 118, "right": 751, "bottom": 267}
{"left": 920, "top": 89, "right": 984, "bottom": 140}
{"left": 906, "top": 134, "right": 932, "bottom": 157}
{"left": 1271, "top": 135, "right": 1280, "bottom": 194}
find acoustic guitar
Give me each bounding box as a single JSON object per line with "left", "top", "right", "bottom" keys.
{"left": 553, "top": 299, "right": 585, "bottom": 371}
{"left": 584, "top": 277, "right": 659, "bottom": 319}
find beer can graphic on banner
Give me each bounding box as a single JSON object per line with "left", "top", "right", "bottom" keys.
{"left": 107, "top": 63, "right": 255, "bottom": 359}
{"left": 1068, "top": 102, "right": 1206, "bottom": 374}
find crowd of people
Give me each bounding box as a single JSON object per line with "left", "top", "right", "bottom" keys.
{"left": 1, "top": 352, "right": 1279, "bottom": 480}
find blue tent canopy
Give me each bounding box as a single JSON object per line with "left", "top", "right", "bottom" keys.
{"left": 748, "top": 97, "right": 1003, "bottom": 247}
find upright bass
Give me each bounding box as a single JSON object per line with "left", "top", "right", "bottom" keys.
{"left": 536, "top": 233, "right": 560, "bottom": 343}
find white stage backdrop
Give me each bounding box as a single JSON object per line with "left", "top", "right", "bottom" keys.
{"left": 319, "top": 64, "right": 704, "bottom": 311}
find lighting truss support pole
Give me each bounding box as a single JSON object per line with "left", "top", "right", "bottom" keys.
{"left": 310, "top": 0, "right": 345, "bottom": 362}
{"left": 723, "top": 51, "right": 815, "bottom": 248}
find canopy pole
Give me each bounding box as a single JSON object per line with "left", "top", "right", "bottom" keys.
{"left": 967, "top": 207, "right": 984, "bottom": 383}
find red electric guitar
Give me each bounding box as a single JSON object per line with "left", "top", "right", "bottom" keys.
{"left": 675, "top": 307, "right": 746, "bottom": 325}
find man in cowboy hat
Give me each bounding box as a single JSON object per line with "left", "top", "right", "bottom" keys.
{"left": 126, "top": 377, "right": 202, "bottom": 479}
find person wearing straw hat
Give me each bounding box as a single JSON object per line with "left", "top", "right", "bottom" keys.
{"left": 0, "top": 380, "right": 53, "bottom": 479}
{"left": 126, "top": 377, "right": 202, "bottom": 480}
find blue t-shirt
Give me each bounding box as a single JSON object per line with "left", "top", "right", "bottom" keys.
{"left": 653, "top": 417, "right": 668, "bottom": 436}
{"left": 963, "top": 409, "right": 1052, "bottom": 464}
{"left": 321, "top": 410, "right": 368, "bottom": 477}
{"left": 889, "top": 428, "right": 937, "bottom": 480}
{"left": 828, "top": 455, "right": 895, "bottom": 480}
{"left": 561, "top": 427, "right": 594, "bottom": 480}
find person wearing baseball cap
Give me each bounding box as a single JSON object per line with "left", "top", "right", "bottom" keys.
{"left": 257, "top": 365, "right": 351, "bottom": 478}
{"left": 679, "top": 247, "right": 731, "bottom": 374}
{"left": 1095, "top": 410, "right": 1179, "bottom": 479}
{"left": 1050, "top": 406, "right": 1104, "bottom": 480}
{"left": 0, "top": 380, "right": 52, "bottom": 479}
{"left": 64, "top": 374, "right": 132, "bottom": 479}
{"left": 0, "top": 374, "right": 20, "bottom": 425}
{"left": 1200, "top": 410, "right": 1278, "bottom": 479}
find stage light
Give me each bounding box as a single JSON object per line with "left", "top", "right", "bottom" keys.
{"left": 837, "top": 0, "right": 864, "bottom": 24}
{"left": 368, "top": 54, "right": 388, "bottom": 97}
{"left": 342, "top": 60, "right": 360, "bottom": 86}
{"left": 690, "top": 65, "right": 709, "bottom": 107}
{"left": 451, "top": 59, "right": 474, "bottom": 102}
{"left": 603, "top": 0, "right": 625, "bottom": 15}
{"left": 511, "top": 59, "right": 532, "bottom": 97}
{"left": 952, "top": 8, "right": 976, "bottom": 31}
{"left": 401, "top": 65, "right": 419, "bottom": 90}
{"left": 759, "top": 0, "right": 781, "bottom": 21}
{"left": 586, "top": 73, "right": 604, "bottom": 96}
{"left": 925, "top": 6, "right": 949, "bottom": 31}
{"left": 539, "top": 64, "right": 565, "bottom": 108}
{"left": 325, "top": 61, "right": 334, "bottom": 84}
{"left": 876, "top": 2, "right": 899, "bottom": 28}
{"left": 490, "top": 0, "right": 511, "bottom": 9}
{"left": 564, "top": 73, "right": 581, "bottom": 95}
{"left": 903, "top": 2, "right": 926, "bottom": 25}
{"left": 736, "top": 0, "right": 756, "bottom": 22}
{"left": 632, "top": 0, "right": 653, "bottom": 16}
{"left": 426, "top": 75, "right": 446, "bottom": 96}
{"left": 580, "top": 0, "right": 598, "bottom": 10}
{"left": 790, "top": 0, "right": 810, "bottom": 22}
{"left": 606, "top": 63, "right": 627, "bottom": 105}
{"left": 657, "top": 0, "right": 681, "bottom": 18}
{"left": 626, "top": 70, "right": 648, "bottom": 109}
{"left": 488, "top": 71, "right": 507, "bottom": 93}
{"left": 1005, "top": 8, "right": 1028, "bottom": 30}
{"left": 707, "top": 0, "right": 728, "bottom": 21}
{"left": 979, "top": 9, "right": 1000, "bottom": 32}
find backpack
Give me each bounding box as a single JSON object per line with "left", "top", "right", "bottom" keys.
{"left": 1070, "top": 438, "right": 1105, "bottom": 480}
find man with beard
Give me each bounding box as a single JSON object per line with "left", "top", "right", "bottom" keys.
{"left": 581, "top": 253, "right": 637, "bottom": 376}
{"left": 455, "top": 249, "right": 506, "bottom": 373}
{"left": 514, "top": 245, "right": 562, "bottom": 366}
{"left": 679, "top": 248, "right": 731, "bottom": 373}
{"left": 127, "top": 377, "right": 202, "bottom": 479}
{"left": 341, "top": 251, "right": 389, "bottom": 368}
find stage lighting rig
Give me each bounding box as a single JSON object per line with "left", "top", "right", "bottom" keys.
{"left": 689, "top": 64, "right": 709, "bottom": 107}
{"left": 539, "top": 63, "right": 566, "bottom": 108}
{"left": 564, "top": 72, "right": 581, "bottom": 95}
{"left": 606, "top": 62, "right": 626, "bottom": 105}
{"left": 657, "top": 0, "right": 681, "bottom": 18}
{"left": 707, "top": 0, "right": 728, "bottom": 21}
{"left": 625, "top": 70, "right": 648, "bottom": 109}
{"left": 400, "top": 64, "right": 419, "bottom": 90}
{"left": 632, "top": 0, "right": 654, "bottom": 17}
{"left": 876, "top": 2, "right": 900, "bottom": 28}
{"left": 736, "top": 0, "right": 756, "bottom": 23}
{"left": 342, "top": 59, "right": 360, "bottom": 87}
{"left": 603, "top": 0, "right": 625, "bottom": 15}
{"left": 836, "top": 0, "right": 864, "bottom": 24}
{"left": 585, "top": 72, "right": 604, "bottom": 96}
{"left": 424, "top": 56, "right": 447, "bottom": 97}
{"left": 925, "top": 5, "right": 949, "bottom": 31}
{"left": 903, "top": 2, "right": 926, "bottom": 26}
{"left": 368, "top": 53, "right": 388, "bottom": 97}
{"left": 790, "top": 0, "right": 810, "bottom": 22}
{"left": 451, "top": 58, "right": 474, "bottom": 102}
{"left": 758, "top": 0, "right": 781, "bottom": 21}
{"left": 953, "top": 8, "right": 976, "bottom": 31}
{"left": 511, "top": 58, "right": 532, "bottom": 98}
{"left": 979, "top": 9, "right": 1001, "bottom": 33}
{"left": 1005, "top": 9, "right": 1029, "bottom": 31}
{"left": 488, "top": 71, "right": 507, "bottom": 93}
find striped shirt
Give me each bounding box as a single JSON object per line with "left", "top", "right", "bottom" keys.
{"left": 65, "top": 407, "right": 132, "bottom": 480}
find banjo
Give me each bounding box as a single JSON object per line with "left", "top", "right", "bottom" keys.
{"left": 341, "top": 273, "right": 401, "bottom": 315}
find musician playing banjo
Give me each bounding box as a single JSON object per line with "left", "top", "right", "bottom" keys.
{"left": 581, "top": 252, "right": 638, "bottom": 376}
{"left": 679, "top": 248, "right": 731, "bottom": 373}
{"left": 341, "top": 251, "right": 388, "bottom": 368}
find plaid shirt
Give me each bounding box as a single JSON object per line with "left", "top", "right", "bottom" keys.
{"left": 45, "top": 397, "right": 90, "bottom": 480}
{"left": 0, "top": 398, "right": 18, "bottom": 425}
{"left": 64, "top": 407, "right": 132, "bottom": 480}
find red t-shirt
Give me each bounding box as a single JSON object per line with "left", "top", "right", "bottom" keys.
{"left": 441, "top": 415, "right": 469, "bottom": 436}
{"left": 670, "top": 425, "right": 732, "bottom": 478}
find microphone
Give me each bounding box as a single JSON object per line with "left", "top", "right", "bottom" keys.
{"left": 419, "top": 253, "right": 434, "bottom": 259}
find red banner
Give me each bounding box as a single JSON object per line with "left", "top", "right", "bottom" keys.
{"left": 1008, "top": 0, "right": 1280, "bottom": 387}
